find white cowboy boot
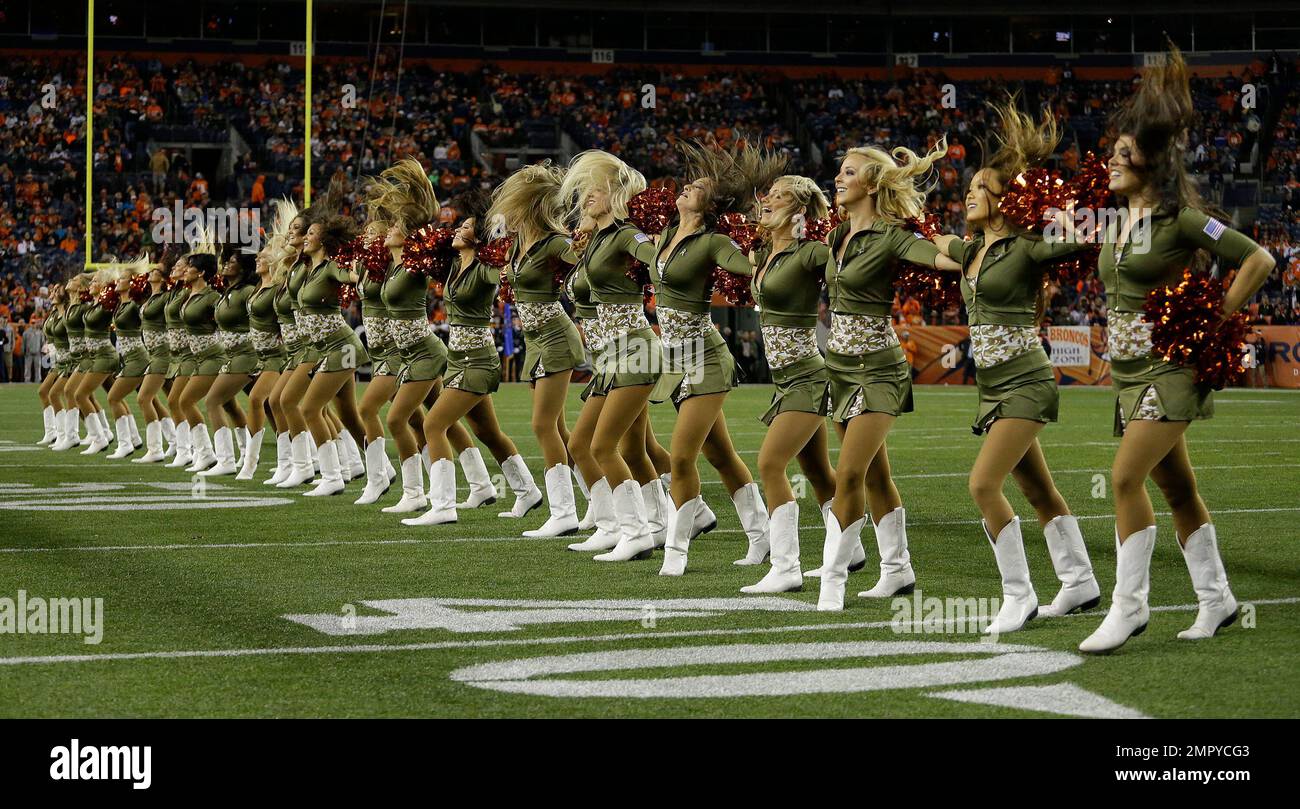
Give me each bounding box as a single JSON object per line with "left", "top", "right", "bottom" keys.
{"left": 383, "top": 454, "right": 428, "bottom": 513}
{"left": 524, "top": 464, "right": 580, "bottom": 537}
{"left": 353, "top": 438, "right": 393, "bottom": 505}
{"left": 1079, "top": 526, "right": 1156, "bottom": 653}
{"left": 1038, "top": 514, "right": 1102, "bottom": 617}
{"left": 339, "top": 429, "right": 365, "bottom": 481}
{"left": 859, "top": 506, "right": 916, "bottom": 597}
{"left": 984, "top": 517, "right": 1039, "bottom": 635}
{"left": 456, "top": 447, "right": 498, "bottom": 508}
{"left": 659, "top": 498, "right": 701, "bottom": 576}
{"left": 165, "top": 421, "right": 193, "bottom": 467}
{"left": 572, "top": 466, "right": 592, "bottom": 525}
{"left": 38, "top": 405, "right": 56, "bottom": 445}
{"left": 132, "top": 421, "right": 167, "bottom": 463}
{"left": 129, "top": 416, "right": 143, "bottom": 449}
{"left": 402, "top": 458, "right": 458, "bottom": 525}
{"left": 51, "top": 408, "right": 79, "bottom": 451}
{"left": 595, "top": 479, "right": 656, "bottom": 561}
{"left": 805, "top": 500, "right": 867, "bottom": 577}
{"left": 106, "top": 415, "right": 137, "bottom": 459}
{"left": 199, "top": 426, "right": 239, "bottom": 476}
{"left": 731, "top": 482, "right": 770, "bottom": 565}
{"left": 186, "top": 423, "right": 217, "bottom": 472}
{"left": 818, "top": 513, "right": 865, "bottom": 611}
{"left": 263, "top": 432, "right": 292, "bottom": 485}
{"left": 81, "top": 411, "right": 111, "bottom": 455}
{"left": 497, "top": 454, "right": 543, "bottom": 518}
{"left": 235, "top": 428, "right": 264, "bottom": 480}
{"left": 1177, "top": 523, "right": 1239, "bottom": 640}
{"left": 567, "top": 478, "right": 620, "bottom": 552}
{"left": 742, "top": 500, "right": 803, "bottom": 593}
{"left": 160, "top": 417, "right": 177, "bottom": 458}
{"left": 276, "top": 432, "right": 316, "bottom": 488}
{"left": 641, "top": 479, "right": 670, "bottom": 548}
{"left": 304, "top": 440, "right": 346, "bottom": 496}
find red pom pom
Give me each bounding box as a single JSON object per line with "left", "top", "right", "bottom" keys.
{"left": 1143, "top": 269, "right": 1248, "bottom": 390}
{"left": 1043, "top": 247, "right": 1100, "bottom": 288}
{"left": 128, "top": 273, "right": 151, "bottom": 303}
{"left": 999, "top": 168, "right": 1068, "bottom": 232}
{"left": 711, "top": 267, "right": 754, "bottom": 306}
{"left": 803, "top": 211, "right": 841, "bottom": 243}
{"left": 210, "top": 274, "right": 226, "bottom": 292}
{"left": 330, "top": 237, "right": 361, "bottom": 269}
{"left": 360, "top": 236, "right": 391, "bottom": 283}
{"left": 476, "top": 236, "right": 514, "bottom": 269}
{"left": 627, "top": 187, "right": 676, "bottom": 236}
{"left": 903, "top": 213, "right": 943, "bottom": 241}
{"left": 717, "top": 213, "right": 760, "bottom": 254}
{"left": 894, "top": 264, "right": 961, "bottom": 310}
{"left": 78, "top": 289, "right": 94, "bottom": 303}
{"left": 337, "top": 282, "right": 359, "bottom": 309}
{"left": 402, "top": 225, "right": 455, "bottom": 283}
{"left": 1064, "top": 153, "right": 1114, "bottom": 226}
{"left": 97, "top": 286, "right": 120, "bottom": 310}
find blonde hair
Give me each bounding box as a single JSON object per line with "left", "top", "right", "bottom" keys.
{"left": 984, "top": 96, "right": 1059, "bottom": 185}
{"left": 366, "top": 158, "right": 440, "bottom": 233}
{"left": 771, "top": 175, "right": 830, "bottom": 234}
{"left": 842, "top": 137, "right": 947, "bottom": 225}
{"left": 486, "top": 162, "right": 567, "bottom": 245}
{"left": 678, "top": 140, "right": 788, "bottom": 226}
{"left": 259, "top": 197, "right": 300, "bottom": 285}
{"left": 558, "top": 150, "right": 646, "bottom": 223}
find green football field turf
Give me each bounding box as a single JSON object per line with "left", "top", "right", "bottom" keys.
{"left": 0, "top": 381, "right": 1297, "bottom": 718}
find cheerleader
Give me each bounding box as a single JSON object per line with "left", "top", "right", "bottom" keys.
{"left": 651, "top": 142, "right": 780, "bottom": 575}
{"left": 817, "top": 138, "right": 959, "bottom": 611}
{"left": 741, "top": 175, "right": 838, "bottom": 593}
{"left": 175, "top": 251, "right": 225, "bottom": 472}
{"left": 402, "top": 191, "right": 542, "bottom": 525}
{"left": 73, "top": 268, "right": 121, "bottom": 455}
{"left": 551, "top": 150, "right": 665, "bottom": 556}
{"left": 485, "top": 163, "right": 581, "bottom": 530}
{"left": 104, "top": 257, "right": 151, "bottom": 459}
{"left": 930, "top": 100, "right": 1101, "bottom": 633}
{"left": 197, "top": 250, "right": 259, "bottom": 476}
{"left": 293, "top": 215, "right": 370, "bottom": 496}
{"left": 239, "top": 202, "right": 296, "bottom": 480}
{"left": 1080, "top": 46, "right": 1275, "bottom": 652}
{"left": 163, "top": 257, "right": 197, "bottom": 468}
{"left": 36, "top": 283, "right": 68, "bottom": 447}
{"left": 352, "top": 215, "right": 402, "bottom": 505}
{"left": 132, "top": 254, "right": 178, "bottom": 463}
{"left": 267, "top": 206, "right": 313, "bottom": 486}
{"left": 49, "top": 277, "right": 89, "bottom": 451}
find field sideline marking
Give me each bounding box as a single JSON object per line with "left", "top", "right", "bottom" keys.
{"left": 0, "top": 597, "right": 1295, "bottom": 668}
{"left": 3, "top": 507, "right": 1298, "bottom": 553}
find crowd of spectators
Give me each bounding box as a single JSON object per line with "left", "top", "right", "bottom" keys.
{"left": 0, "top": 53, "right": 1296, "bottom": 385}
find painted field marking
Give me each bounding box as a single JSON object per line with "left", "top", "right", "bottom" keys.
{"left": 0, "top": 482, "right": 292, "bottom": 511}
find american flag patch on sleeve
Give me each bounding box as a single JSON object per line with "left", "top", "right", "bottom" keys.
{"left": 913, "top": 231, "right": 924, "bottom": 239}
{"left": 1203, "top": 218, "right": 1226, "bottom": 240}
{"left": 633, "top": 233, "right": 650, "bottom": 244}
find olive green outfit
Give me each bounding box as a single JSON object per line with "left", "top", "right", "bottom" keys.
{"left": 823, "top": 221, "right": 940, "bottom": 422}
{"left": 752, "top": 239, "right": 832, "bottom": 425}
{"left": 652, "top": 224, "right": 749, "bottom": 405}
{"left": 250, "top": 285, "right": 289, "bottom": 373}
{"left": 112, "top": 297, "right": 150, "bottom": 378}
{"left": 947, "top": 234, "right": 1089, "bottom": 434}
{"left": 380, "top": 261, "right": 445, "bottom": 383}
{"left": 65, "top": 301, "right": 91, "bottom": 372}
{"left": 1100, "top": 207, "right": 1262, "bottom": 436}
{"left": 581, "top": 220, "right": 661, "bottom": 396}
{"left": 164, "top": 286, "right": 193, "bottom": 378}
{"left": 273, "top": 283, "right": 301, "bottom": 373}
{"left": 182, "top": 286, "right": 224, "bottom": 376}
{"left": 215, "top": 282, "right": 258, "bottom": 375}
{"left": 506, "top": 233, "right": 582, "bottom": 382}
{"left": 139, "top": 289, "right": 171, "bottom": 375}
{"left": 297, "top": 259, "right": 369, "bottom": 374}
{"left": 569, "top": 265, "right": 605, "bottom": 401}
{"left": 45, "top": 310, "right": 70, "bottom": 376}
{"left": 286, "top": 259, "right": 320, "bottom": 369}
{"left": 443, "top": 256, "right": 503, "bottom": 395}
{"left": 359, "top": 263, "right": 400, "bottom": 377}
{"left": 81, "top": 299, "right": 119, "bottom": 374}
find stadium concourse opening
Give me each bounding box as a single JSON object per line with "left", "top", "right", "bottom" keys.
{"left": 0, "top": 0, "right": 1296, "bottom": 745}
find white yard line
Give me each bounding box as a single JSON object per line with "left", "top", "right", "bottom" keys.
{"left": 0, "top": 597, "right": 1295, "bottom": 668}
